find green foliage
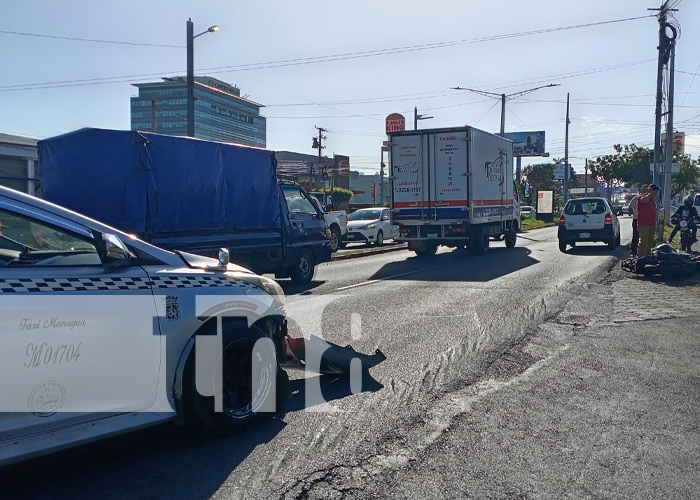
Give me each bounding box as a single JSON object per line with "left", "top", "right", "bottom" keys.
{"left": 671, "top": 154, "right": 700, "bottom": 196}
{"left": 520, "top": 218, "right": 556, "bottom": 231}
{"left": 330, "top": 187, "right": 353, "bottom": 205}
{"left": 520, "top": 163, "right": 555, "bottom": 206}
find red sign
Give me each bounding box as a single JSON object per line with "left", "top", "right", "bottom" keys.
{"left": 385, "top": 113, "right": 405, "bottom": 134}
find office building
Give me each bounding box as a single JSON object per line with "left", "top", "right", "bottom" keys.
{"left": 130, "top": 76, "right": 266, "bottom": 147}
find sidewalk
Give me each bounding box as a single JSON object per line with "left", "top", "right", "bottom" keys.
{"left": 369, "top": 264, "right": 700, "bottom": 499}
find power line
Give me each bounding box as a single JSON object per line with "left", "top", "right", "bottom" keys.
{"left": 0, "top": 29, "right": 183, "bottom": 48}
{"left": 0, "top": 15, "right": 652, "bottom": 93}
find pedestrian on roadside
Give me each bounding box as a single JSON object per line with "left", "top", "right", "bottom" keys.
{"left": 636, "top": 184, "right": 660, "bottom": 257}
{"left": 627, "top": 184, "right": 648, "bottom": 256}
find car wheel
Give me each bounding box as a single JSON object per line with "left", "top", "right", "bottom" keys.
{"left": 505, "top": 224, "right": 517, "bottom": 248}
{"left": 376, "top": 230, "right": 384, "bottom": 247}
{"left": 608, "top": 235, "right": 617, "bottom": 249}
{"left": 329, "top": 226, "right": 341, "bottom": 253}
{"left": 558, "top": 240, "right": 568, "bottom": 253}
{"left": 615, "top": 233, "right": 621, "bottom": 246}
{"left": 183, "top": 324, "right": 278, "bottom": 434}
{"left": 468, "top": 225, "right": 489, "bottom": 255}
{"left": 290, "top": 249, "right": 315, "bottom": 284}
{"left": 339, "top": 242, "right": 347, "bottom": 249}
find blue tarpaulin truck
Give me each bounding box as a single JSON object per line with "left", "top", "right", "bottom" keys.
{"left": 38, "top": 128, "right": 330, "bottom": 283}
{"left": 389, "top": 126, "right": 520, "bottom": 256}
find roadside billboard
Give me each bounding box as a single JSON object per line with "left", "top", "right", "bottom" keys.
{"left": 503, "top": 131, "right": 545, "bottom": 157}
{"left": 537, "top": 190, "right": 553, "bottom": 214}
{"left": 661, "top": 132, "right": 685, "bottom": 155}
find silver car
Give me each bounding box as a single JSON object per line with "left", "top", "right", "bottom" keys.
{"left": 557, "top": 197, "right": 621, "bottom": 252}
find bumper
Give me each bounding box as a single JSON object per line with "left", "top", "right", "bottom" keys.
{"left": 558, "top": 225, "right": 615, "bottom": 243}
{"left": 343, "top": 229, "right": 374, "bottom": 243}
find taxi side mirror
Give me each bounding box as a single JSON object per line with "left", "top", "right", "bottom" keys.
{"left": 101, "top": 233, "right": 136, "bottom": 264}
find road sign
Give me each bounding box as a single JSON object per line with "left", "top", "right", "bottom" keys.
{"left": 649, "top": 163, "right": 680, "bottom": 174}
{"left": 385, "top": 113, "right": 405, "bottom": 134}
{"left": 554, "top": 163, "right": 572, "bottom": 180}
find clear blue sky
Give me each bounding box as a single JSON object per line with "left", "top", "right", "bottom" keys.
{"left": 1, "top": 0, "right": 698, "bottom": 175}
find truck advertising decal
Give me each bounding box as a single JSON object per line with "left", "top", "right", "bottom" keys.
{"left": 392, "top": 136, "right": 425, "bottom": 208}
{"left": 485, "top": 154, "right": 505, "bottom": 184}
{"left": 432, "top": 132, "right": 467, "bottom": 208}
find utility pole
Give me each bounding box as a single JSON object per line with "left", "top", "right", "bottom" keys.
{"left": 151, "top": 100, "right": 157, "bottom": 132}
{"left": 313, "top": 126, "right": 328, "bottom": 203}
{"left": 585, "top": 158, "right": 588, "bottom": 195}
{"left": 649, "top": 0, "right": 678, "bottom": 235}
{"left": 380, "top": 145, "right": 389, "bottom": 206}
{"left": 563, "top": 93, "right": 570, "bottom": 204}
{"left": 662, "top": 30, "right": 676, "bottom": 226}
{"left": 414, "top": 107, "right": 433, "bottom": 130}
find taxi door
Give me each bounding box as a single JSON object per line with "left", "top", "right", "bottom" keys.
{"left": 0, "top": 201, "right": 161, "bottom": 441}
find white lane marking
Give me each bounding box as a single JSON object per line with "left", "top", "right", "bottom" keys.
{"left": 335, "top": 266, "right": 439, "bottom": 291}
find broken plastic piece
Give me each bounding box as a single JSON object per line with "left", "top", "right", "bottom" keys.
{"left": 285, "top": 335, "right": 386, "bottom": 374}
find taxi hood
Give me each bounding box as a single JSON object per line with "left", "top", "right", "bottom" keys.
{"left": 176, "top": 251, "right": 254, "bottom": 274}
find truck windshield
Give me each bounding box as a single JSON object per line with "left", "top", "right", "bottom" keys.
{"left": 349, "top": 209, "right": 381, "bottom": 221}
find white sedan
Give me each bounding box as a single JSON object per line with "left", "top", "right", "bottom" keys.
{"left": 342, "top": 208, "right": 398, "bottom": 247}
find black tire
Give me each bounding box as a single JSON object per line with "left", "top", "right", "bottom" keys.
{"left": 608, "top": 235, "right": 617, "bottom": 250}
{"left": 615, "top": 233, "right": 621, "bottom": 246}
{"left": 505, "top": 224, "right": 517, "bottom": 248}
{"left": 468, "top": 225, "right": 489, "bottom": 255}
{"left": 415, "top": 244, "right": 437, "bottom": 257}
{"left": 329, "top": 226, "right": 341, "bottom": 253}
{"left": 339, "top": 242, "right": 347, "bottom": 249}
{"left": 183, "top": 324, "right": 278, "bottom": 434}
{"left": 376, "top": 230, "right": 384, "bottom": 247}
{"left": 559, "top": 240, "right": 568, "bottom": 253}
{"left": 290, "top": 249, "right": 315, "bottom": 284}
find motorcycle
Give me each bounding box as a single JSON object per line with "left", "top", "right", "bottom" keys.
{"left": 671, "top": 214, "right": 699, "bottom": 253}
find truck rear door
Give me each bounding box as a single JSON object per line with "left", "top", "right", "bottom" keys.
{"left": 391, "top": 134, "right": 428, "bottom": 221}
{"left": 429, "top": 131, "right": 469, "bottom": 220}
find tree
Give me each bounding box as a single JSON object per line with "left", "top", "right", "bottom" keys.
{"left": 520, "top": 163, "right": 555, "bottom": 206}
{"left": 671, "top": 154, "right": 700, "bottom": 197}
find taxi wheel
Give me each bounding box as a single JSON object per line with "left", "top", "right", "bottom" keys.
{"left": 183, "top": 325, "right": 278, "bottom": 434}
{"left": 376, "top": 230, "right": 384, "bottom": 247}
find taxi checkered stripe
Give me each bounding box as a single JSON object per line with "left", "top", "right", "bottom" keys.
{"left": 0, "top": 276, "right": 255, "bottom": 293}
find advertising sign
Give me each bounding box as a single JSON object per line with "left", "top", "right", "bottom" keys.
{"left": 386, "top": 113, "right": 406, "bottom": 134}
{"left": 503, "top": 131, "right": 545, "bottom": 157}
{"left": 537, "top": 190, "right": 553, "bottom": 214}
{"left": 661, "top": 132, "right": 685, "bottom": 155}
{"left": 334, "top": 154, "right": 350, "bottom": 176}
{"left": 554, "top": 163, "right": 573, "bottom": 180}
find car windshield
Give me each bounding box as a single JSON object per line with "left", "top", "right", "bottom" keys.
{"left": 564, "top": 200, "right": 606, "bottom": 215}
{"left": 348, "top": 209, "right": 381, "bottom": 221}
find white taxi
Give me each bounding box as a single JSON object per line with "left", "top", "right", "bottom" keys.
{"left": 342, "top": 208, "right": 399, "bottom": 247}
{"left": 0, "top": 186, "right": 286, "bottom": 465}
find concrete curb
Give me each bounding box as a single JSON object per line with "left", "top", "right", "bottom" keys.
{"left": 331, "top": 242, "right": 408, "bottom": 261}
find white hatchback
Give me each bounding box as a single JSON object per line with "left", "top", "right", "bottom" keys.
{"left": 558, "top": 197, "right": 621, "bottom": 252}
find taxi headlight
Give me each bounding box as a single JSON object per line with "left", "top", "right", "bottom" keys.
{"left": 228, "top": 272, "right": 285, "bottom": 304}
{"left": 365, "top": 223, "right": 377, "bottom": 230}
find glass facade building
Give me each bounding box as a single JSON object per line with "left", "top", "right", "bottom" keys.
{"left": 130, "top": 77, "right": 266, "bottom": 147}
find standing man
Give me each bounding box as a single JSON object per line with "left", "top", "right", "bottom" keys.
{"left": 636, "top": 184, "right": 660, "bottom": 257}
{"left": 627, "top": 184, "right": 648, "bottom": 256}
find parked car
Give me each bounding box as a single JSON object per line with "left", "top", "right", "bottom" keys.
{"left": 0, "top": 185, "right": 287, "bottom": 466}
{"left": 520, "top": 206, "right": 536, "bottom": 218}
{"left": 612, "top": 205, "right": 624, "bottom": 216}
{"left": 343, "top": 208, "right": 398, "bottom": 247}
{"left": 558, "top": 197, "right": 620, "bottom": 252}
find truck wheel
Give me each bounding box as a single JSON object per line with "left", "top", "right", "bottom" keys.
{"left": 290, "top": 249, "right": 315, "bottom": 284}
{"left": 415, "top": 244, "right": 437, "bottom": 257}
{"left": 375, "top": 230, "right": 384, "bottom": 247}
{"left": 329, "top": 226, "right": 341, "bottom": 253}
{"left": 505, "top": 224, "right": 517, "bottom": 248}
{"left": 183, "top": 325, "right": 278, "bottom": 434}
{"left": 468, "top": 226, "right": 489, "bottom": 255}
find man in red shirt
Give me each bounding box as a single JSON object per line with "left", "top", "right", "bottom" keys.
{"left": 636, "top": 183, "right": 660, "bottom": 257}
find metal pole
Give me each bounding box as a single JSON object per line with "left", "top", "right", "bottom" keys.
{"left": 380, "top": 147, "right": 387, "bottom": 206}
{"left": 186, "top": 19, "right": 195, "bottom": 137}
{"left": 500, "top": 94, "right": 506, "bottom": 135}
{"left": 151, "top": 100, "right": 157, "bottom": 132}
{"left": 585, "top": 158, "right": 588, "bottom": 195}
{"left": 663, "top": 41, "right": 675, "bottom": 226}
{"left": 563, "top": 92, "right": 570, "bottom": 203}
{"left": 653, "top": 13, "right": 666, "bottom": 234}
{"left": 414, "top": 107, "right": 418, "bottom": 131}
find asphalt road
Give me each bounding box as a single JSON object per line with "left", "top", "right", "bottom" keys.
{"left": 1, "top": 223, "right": 641, "bottom": 500}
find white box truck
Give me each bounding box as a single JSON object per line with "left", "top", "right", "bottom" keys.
{"left": 389, "top": 126, "right": 520, "bottom": 256}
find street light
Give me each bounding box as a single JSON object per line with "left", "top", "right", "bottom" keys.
{"left": 414, "top": 107, "right": 434, "bottom": 130}
{"left": 187, "top": 19, "right": 219, "bottom": 137}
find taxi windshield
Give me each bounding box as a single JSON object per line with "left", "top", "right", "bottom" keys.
{"left": 348, "top": 209, "right": 381, "bottom": 221}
